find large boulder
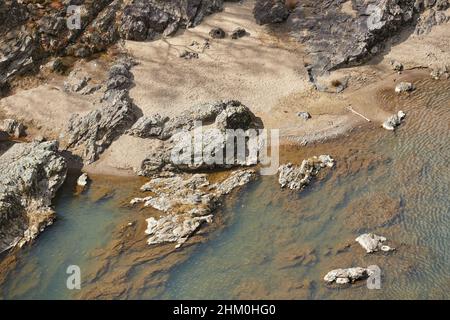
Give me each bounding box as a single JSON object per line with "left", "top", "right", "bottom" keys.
{"left": 136, "top": 100, "right": 260, "bottom": 175}
{"left": 0, "top": 141, "right": 67, "bottom": 253}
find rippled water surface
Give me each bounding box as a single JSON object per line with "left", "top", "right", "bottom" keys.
{"left": 1, "top": 77, "right": 449, "bottom": 299}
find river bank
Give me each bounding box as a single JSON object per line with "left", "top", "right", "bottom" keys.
{"left": 1, "top": 73, "right": 449, "bottom": 299}
{"left": 0, "top": 0, "right": 449, "bottom": 300}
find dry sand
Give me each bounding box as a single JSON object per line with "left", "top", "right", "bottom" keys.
{"left": 1, "top": 0, "right": 449, "bottom": 175}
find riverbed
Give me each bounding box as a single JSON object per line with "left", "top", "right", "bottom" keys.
{"left": 0, "top": 76, "right": 449, "bottom": 299}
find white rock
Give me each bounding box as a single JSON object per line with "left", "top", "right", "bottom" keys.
{"left": 278, "top": 155, "right": 335, "bottom": 190}
{"left": 324, "top": 267, "right": 373, "bottom": 284}
{"left": 77, "top": 173, "right": 89, "bottom": 187}
{"left": 395, "top": 82, "right": 415, "bottom": 93}
{"left": 382, "top": 111, "right": 406, "bottom": 131}
{"left": 356, "top": 233, "right": 393, "bottom": 253}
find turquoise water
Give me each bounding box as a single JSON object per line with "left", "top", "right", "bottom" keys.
{"left": 0, "top": 174, "right": 140, "bottom": 299}
{"left": 1, "top": 77, "right": 449, "bottom": 299}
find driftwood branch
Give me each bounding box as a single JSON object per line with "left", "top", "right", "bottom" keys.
{"left": 346, "top": 105, "right": 371, "bottom": 122}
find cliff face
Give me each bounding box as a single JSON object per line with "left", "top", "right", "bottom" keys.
{"left": 254, "top": 0, "right": 449, "bottom": 79}
{"left": 0, "top": 141, "right": 67, "bottom": 253}
{"left": 0, "top": 0, "right": 233, "bottom": 94}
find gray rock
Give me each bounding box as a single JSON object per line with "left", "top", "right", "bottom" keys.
{"left": 382, "top": 111, "right": 406, "bottom": 131}
{"left": 120, "top": 0, "right": 226, "bottom": 41}
{"left": 160, "top": 100, "right": 247, "bottom": 139}
{"left": 179, "top": 50, "right": 199, "bottom": 59}
{"left": 66, "top": 60, "right": 139, "bottom": 164}
{"left": 395, "top": 82, "right": 415, "bottom": 93}
{"left": 127, "top": 114, "right": 169, "bottom": 138}
{"left": 0, "top": 119, "right": 25, "bottom": 138}
{"left": 64, "top": 70, "right": 91, "bottom": 93}
{"left": 324, "top": 267, "right": 374, "bottom": 284}
{"left": 297, "top": 112, "right": 311, "bottom": 120}
{"left": 278, "top": 155, "right": 335, "bottom": 190}
{"left": 430, "top": 65, "right": 449, "bottom": 80}
{"left": 0, "top": 141, "right": 67, "bottom": 253}
{"left": 133, "top": 169, "right": 258, "bottom": 248}
{"left": 0, "top": 0, "right": 226, "bottom": 90}
{"left": 254, "top": 0, "right": 290, "bottom": 25}
{"left": 390, "top": 60, "right": 404, "bottom": 72}
{"left": 215, "top": 101, "right": 255, "bottom": 131}
{"left": 136, "top": 100, "right": 259, "bottom": 174}
{"left": 257, "top": 0, "right": 449, "bottom": 80}
{"left": 415, "top": 8, "right": 449, "bottom": 35}
{"left": 356, "top": 233, "right": 394, "bottom": 253}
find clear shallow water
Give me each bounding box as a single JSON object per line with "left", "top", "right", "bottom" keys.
{"left": 1, "top": 77, "right": 449, "bottom": 299}
{"left": 0, "top": 174, "right": 141, "bottom": 299}
{"left": 157, "top": 77, "right": 450, "bottom": 299}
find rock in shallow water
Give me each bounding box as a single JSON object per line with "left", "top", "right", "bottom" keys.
{"left": 395, "top": 82, "right": 415, "bottom": 93}
{"left": 356, "top": 233, "right": 395, "bottom": 253}
{"left": 278, "top": 155, "right": 335, "bottom": 191}
{"left": 324, "top": 267, "right": 375, "bottom": 285}
{"left": 77, "top": 173, "right": 89, "bottom": 190}
{"left": 0, "top": 141, "right": 67, "bottom": 253}
{"left": 382, "top": 111, "right": 406, "bottom": 131}
{"left": 132, "top": 169, "right": 258, "bottom": 248}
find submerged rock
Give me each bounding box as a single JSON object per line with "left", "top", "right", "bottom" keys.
{"left": 324, "top": 267, "right": 374, "bottom": 285}
{"left": 278, "top": 155, "right": 335, "bottom": 191}
{"left": 382, "top": 111, "right": 406, "bottom": 131}
{"left": 356, "top": 233, "right": 395, "bottom": 253}
{"left": 145, "top": 214, "right": 213, "bottom": 248}
{"left": 133, "top": 169, "right": 258, "bottom": 248}
{"left": 0, "top": 141, "right": 67, "bottom": 253}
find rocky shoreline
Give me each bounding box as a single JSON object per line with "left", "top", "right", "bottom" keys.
{"left": 0, "top": 0, "right": 449, "bottom": 299}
